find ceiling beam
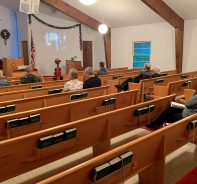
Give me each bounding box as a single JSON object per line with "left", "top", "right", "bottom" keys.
{"left": 141, "top": 0, "right": 184, "bottom": 73}
{"left": 141, "top": 0, "right": 184, "bottom": 31}
{"left": 41, "top": 0, "right": 111, "bottom": 68}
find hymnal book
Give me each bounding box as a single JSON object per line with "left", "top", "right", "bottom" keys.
{"left": 31, "top": 85, "right": 37, "bottom": 89}
{"left": 187, "top": 120, "right": 197, "bottom": 130}
{"left": 55, "top": 89, "right": 62, "bottom": 93}
{"left": 181, "top": 74, "right": 188, "bottom": 79}
{"left": 48, "top": 89, "right": 56, "bottom": 94}
{"left": 171, "top": 102, "right": 185, "bottom": 109}
{"left": 6, "top": 119, "right": 19, "bottom": 129}
{"left": 53, "top": 132, "right": 64, "bottom": 144}
{"left": 161, "top": 73, "right": 167, "bottom": 76}
{"left": 108, "top": 157, "right": 122, "bottom": 173}
{"left": 70, "top": 94, "right": 77, "bottom": 100}
{"left": 110, "top": 98, "right": 116, "bottom": 104}
{"left": 133, "top": 108, "right": 144, "bottom": 117}
{"left": 142, "top": 107, "right": 149, "bottom": 114}
{"left": 81, "top": 92, "right": 88, "bottom": 98}
{"left": 119, "top": 151, "right": 134, "bottom": 166}
{"left": 29, "top": 114, "right": 40, "bottom": 124}
{"left": 59, "top": 88, "right": 64, "bottom": 92}
{"left": 38, "top": 135, "right": 54, "bottom": 149}
{"left": 19, "top": 117, "right": 29, "bottom": 126}
{"left": 64, "top": 128, "right": 77, "bottom": 140}
{"left": 0, "top": 106, "right": 6, "bottom": 113}
{"left": 90, "top": 163, "right": 111, "bottom": 182}
{"left": 149, "top": 105, "right": 155, "bottom": 112}
{"left": 37, "top": 85, "right": 42, "bottom": 88}
{"left": 6, "top": 104, "right": 16, "bottom": 112}
{"left": 76, "top": 93, "right": 82, "bottom": 99}
{"left": 102, "top": 99, "right": 110, "bottom": 106}
{"left": 183, "top": 81, "right": 192, "bottom": 86}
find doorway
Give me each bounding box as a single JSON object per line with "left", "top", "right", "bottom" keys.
{"left": 83, "top": 41, "right": 92, "bottom": 67}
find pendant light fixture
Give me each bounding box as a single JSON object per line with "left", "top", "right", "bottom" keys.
{"left": 98, "top": 0, "right": 108, "bottom": 34}
{"left": 79, "top": 0, "right": 97, "bottom": 5}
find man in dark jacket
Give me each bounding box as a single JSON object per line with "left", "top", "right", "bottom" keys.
{"left": 115, "top": 63, "right": 152, "bottom": 91}
{"left": 20, "top": 65, "right": 42, "bottom": 84}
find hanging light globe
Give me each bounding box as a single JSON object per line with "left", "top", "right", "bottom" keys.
{"left": 98, "top": 24, "right": 108, "bottom": 34}
{"left": 79, "top": 0, "right": 97, "bottom": 5}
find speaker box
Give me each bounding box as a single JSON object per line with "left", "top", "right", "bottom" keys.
{"left": 19, "top": 0, "right": 40, "bottom": 14}
{"left": 31, "top": 0, "right": 40, "bottom": 14}
{"left": 19, "top": 0, "right": 32, "bottom": 14}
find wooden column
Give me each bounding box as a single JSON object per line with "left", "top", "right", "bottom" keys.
{"left": 175, "top": 28, "right": 183, "bottom": 73}
{"left": 104, "top": 28, "right": 111, "bottom": 69}
{"left": 41, "top": 0, "right": 111, "bottom": 68}
{"left": 141, "top": 0, "right": 184, "bottom": 73}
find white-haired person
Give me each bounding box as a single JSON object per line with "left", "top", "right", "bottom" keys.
{"left": 152, "top": 66, "right": 162, "bottom": 78}
{"left": 20, "top": 65, "right": 42, "bottom": 84}
{"left": 83, "top": 67, "right": 101, "bottom": 89}
{"left": 0, "top": 70, "right": 10, "bottom": 86}
{"left": 63, "top": 68, "right": 83, "bottom": 91}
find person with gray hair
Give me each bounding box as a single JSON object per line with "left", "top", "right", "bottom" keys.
{"left": 152, "top": 66, "right": 162, "bottom": 78}
{"left": 83, "top": 67, "right": 101, "bottom": 89}
{"left": 0, "top": 70, "right": 10, "bottom": 86}
{"left": 115, "top": 63, "right": 153, "bottom": 91}
{"left": 20, "top": 65, "right": 42, "bottom": 84}
{"left": 63, "top": 68, "right": 83, "bottom": 91}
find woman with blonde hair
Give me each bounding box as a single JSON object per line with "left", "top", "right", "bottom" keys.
{"left": 0, "top": 70, "right": 10, "bottom": 86}
{"left": 63, "top": 68, "right": 83, "bottom": 91}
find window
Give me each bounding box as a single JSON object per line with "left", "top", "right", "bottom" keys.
{"left": 133, "top": 42, "right": 151, "bottom": 68}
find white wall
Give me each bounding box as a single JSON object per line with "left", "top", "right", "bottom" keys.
{"left": 0, "top": 5, "right": 18, "bottom": 58}
{"left": 111, "top": 22, "right": 175, "bottom": 71}
{"left": 16, "top": 11, "right": 28, "bottom": 57}
{"left": 183, "top": 19, "right": 197, "bottom": 72}
{"left": 27, "top": 2, "right": 105, "bottom": 76}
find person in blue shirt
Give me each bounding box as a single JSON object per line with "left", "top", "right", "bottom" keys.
{"left": 0, "top": 70, "right": 10, "bottom": 86}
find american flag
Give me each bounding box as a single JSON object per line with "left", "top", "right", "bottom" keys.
{"left": 31, "top": 31, "right": 35, "bottom": 69}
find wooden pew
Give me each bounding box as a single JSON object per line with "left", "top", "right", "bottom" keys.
{"left": 0, "top": 90, "right": 138, "bottom": 139}
{"left": 38, "top": 113, "right": 197, "bottom": 184}
{"left": 179, "top": 89, "right": 196, "bottom": 103}
{"left": 108, "top": 76, "right": 136, "bottom": 94}
{"left": 107, "top": 67, "right": 128, "bottom": 71}
{"left": 0, "top": 95, "right": 175, "bottom": 182}
{"left": 0, "top": 80, "right": 68, "bottom": 93}
{"left": 129, "top": 74, "right": 180, "bottom": 102}
{"left": 0, "top": 85, "right": 110, "bottom": 103}
{"left": 153, "top": 77, "right": 197, "bottom": 99}
{"left": 129, "top": 72, "right": 197, "bottom": 102}
{"left": 0, "top": 86, "right": 118, "bottom": 116}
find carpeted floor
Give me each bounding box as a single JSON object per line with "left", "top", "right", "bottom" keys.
{"left": 176, "top": 166, "right": 197, "bottom": 184}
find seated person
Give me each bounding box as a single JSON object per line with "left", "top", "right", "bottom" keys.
{"left": 63, "top": 68, "right": 83, "bottom": 91}
{"left": 83, "top": 67, "right": 101, "bottom": 89}
{"left": 20, "top": 65, "right": 42, "bottom": 84}
{"left": 0, "top": 70, "right": 10, "bottom": 86}
{"left": 95, "top": 61, "right": 108, "bottom": 77}
{"left": 115, "top": 63, "right": 153, "bottom": 91}
{"left": 146, "top": 91, "right": 197, "bottom": 130}
{"left": 152, "top": 66, "right": 162, "bottom": 78}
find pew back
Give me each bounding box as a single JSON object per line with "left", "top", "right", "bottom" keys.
{"left": 0, "top": 95, "right": 175, "bottom": 182}
{"left": 0, "top": 89, "right": 136, "bottom": 139}
{"left": 0, "top": 80, "right": 68, "bottom": 93}
{"left": 38, "top": 113, "right": 197, "bottom": 184}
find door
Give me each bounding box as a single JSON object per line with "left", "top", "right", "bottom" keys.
{"left": 21, "top": 41, "right": 29, "bottom": 65}
{"left": 83, "top": 41, "right": 92, "bottom": 67}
